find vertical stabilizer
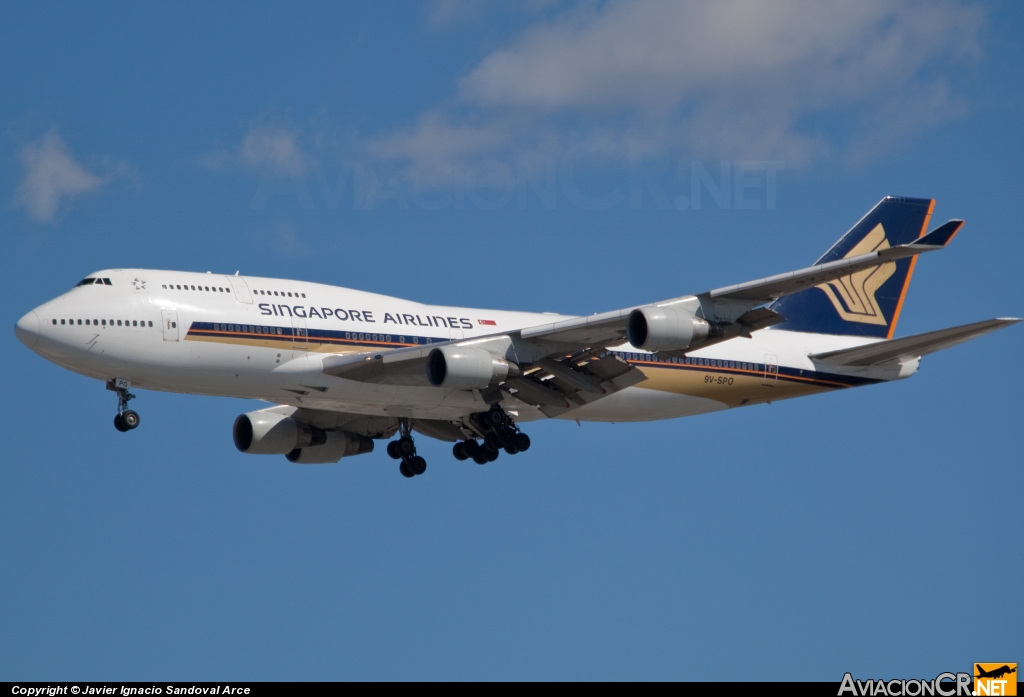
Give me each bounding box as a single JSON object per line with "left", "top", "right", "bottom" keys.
{"left": 770, "top": 196, "right": 935, "bottom": 338}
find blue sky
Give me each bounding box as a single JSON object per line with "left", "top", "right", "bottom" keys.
{"left": 2, "top": 1, "right": 1022, "bottom": 681}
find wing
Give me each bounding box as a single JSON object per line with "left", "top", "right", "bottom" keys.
{"left": 809, "top": 318, "right": 1020, "bottom": 367}
{"left": 314, "top": 220, "right": 959, "bottom": 416}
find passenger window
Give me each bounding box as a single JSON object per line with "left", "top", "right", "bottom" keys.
{"left": 301, "top": 293, "right": 306, "bottom": 298}
{"left": 117, "top": 320, "right": 122, "bottom": 326}
{"left": 61, "top": 319, "right": 65, "bottom": 325}
{"left": 162, "top": 284, "right": 167, "bottom": 289}
{"left": 102, "top": 320, "right": 106, "bottom": 326}
{"left": 274, "top": 291, "right": 279, "bottom": 296}
{"left": 85, "top": 319, "right": 90, "bottom": 325}
{"left": 52, "top": 319, "right": 56, "bottom": 325}
{"left": 148, "top": 321, "right": 153, "bottom": 327}
{"left": 176, "top": 285, "right": 181, "bottom": 289}
{"left": 287, "top": 292, "right": 292, "bottom": 297}
{"left": 77, "top": 319, "right": 82, "bottom": 325}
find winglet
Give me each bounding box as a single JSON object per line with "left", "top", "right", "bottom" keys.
{"left": 910, "top": 220, "right": 963, "bottom": 249}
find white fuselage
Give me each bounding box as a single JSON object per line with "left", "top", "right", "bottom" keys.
{"left": 16, "top": 269, "right": 915, "bottom": 424}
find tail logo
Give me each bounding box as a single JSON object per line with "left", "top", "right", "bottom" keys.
{"left": 817, "top": 224, "right": 895, "bottom": 326}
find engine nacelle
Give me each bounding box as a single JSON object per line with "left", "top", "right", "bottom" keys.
{"left": 426, "top": 345, "right": 513, "bottom": 390}
{"left": 233, "top": 411, "right": 325, "bottom": 455}
{"left": 627, "top": 306, "right": 710, "bottom": 352}
{"left": 286, "top": 430, "right": 374, "bottom": 465}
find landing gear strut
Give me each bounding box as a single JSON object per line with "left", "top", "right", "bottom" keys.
{"left": 111, "top": 381, "right": 140, "bottom": 433}
{"left": 387, "top": 420, "right": 426, "bottom": 478}
{"left": 456, "top": 404, "right": 530, "bottom": 465}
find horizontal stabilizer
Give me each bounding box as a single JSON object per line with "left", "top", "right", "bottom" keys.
{"left": 810, "top": 318, "right": 1020, "bottom": 366}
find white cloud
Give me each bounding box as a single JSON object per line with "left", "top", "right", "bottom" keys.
{"left": 205, "top": 126, "right": 309, "bottom": 178}
{"left": 240, "top": 127, "right": 308, "bottom": 177}
{"left": 365, "top": 112, "right": 512, "bottom": 187}
{"left": 461, "top": 1, "right": 977, "bottom": 112}
{"left": 370, "top": 0, "right": 981, "bottom": 178}
{"left": 14, "top": 130, "right": 104, "bottom": 222}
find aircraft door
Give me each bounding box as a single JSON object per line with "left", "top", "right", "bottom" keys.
{"left": 161, "top": 309, "right": 179, "bottom": 341}
{"left": 226, "top": 276, "right": 253, "bottom": 304}
{"left": 762, "top": 354, "right": 778, "bottom": 386}
{"left": 291, "top": 316, "right": 308, "bottom": 349}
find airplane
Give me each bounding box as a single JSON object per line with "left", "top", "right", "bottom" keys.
{"left": 13, "top": 196, "right": 1019, "bottom": 478}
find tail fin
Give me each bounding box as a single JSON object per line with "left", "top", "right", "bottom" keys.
{"left": 770, "top": 196, "right": 935, "bottom": 338}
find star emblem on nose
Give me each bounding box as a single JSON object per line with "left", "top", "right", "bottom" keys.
{"left": 131, "top": 278, "right": 146, "bottom": 290}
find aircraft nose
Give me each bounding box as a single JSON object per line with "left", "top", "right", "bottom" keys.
{"left": 15, "top": 310, "right": 40, "bottom": 349}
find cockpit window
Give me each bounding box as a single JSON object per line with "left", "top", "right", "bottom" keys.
{"left": 76, "top": 278, "right": 95, "bottom": 286}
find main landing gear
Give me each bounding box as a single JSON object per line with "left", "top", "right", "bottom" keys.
{"left": 452, "top": 404, "right": 530, "bottom": 466}
{"left": 111, "top": 381, "right": 140, "bottom": 433}
{"left": 386, "top": 420, "right": 426, "bottom": 478}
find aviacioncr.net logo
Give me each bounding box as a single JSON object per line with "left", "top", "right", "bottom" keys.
{"left": 839, "top": 672, "right": 972, "bottom": 696}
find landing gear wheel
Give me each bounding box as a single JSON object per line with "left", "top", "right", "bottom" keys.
{"left": 121, "top": 410, "right": 140, "bottom": 430}
{"left": 499, "top": 427, "right": 517, "bottom": 448}
{"left": 484, "top": 408, "right": 504, "bottom": 428}
{"left": 472, "top": 451, "right": 489, "bottom": 465}
{"left": 387, "top": 441, "right": 402, "bottom": 460}
{"left": 399, "top": 460, "right": 415, "bottom": 478}
{"left": 483, "top": 446, "right": 500, "bottom": 463}
{"left": 463, "top": 440, "right": 480, "bottom": 458}
{"left": 111, "top": 382, "right": 139, "bottom": 432}
{"left": 408, "top": 456, "right": 427, "bottom": 476}
{"left": 504, "top": 443, "right": 519, "bottom": 456}
{"left": 514, "top": 433, "right": 531, "bottom": 452}
{"left": 453, "top": 442, "right": 468, "bottom": 461}
{"left": 485, "top": 432, "right": 502, "bottom": 451}
{"left": 397, "top": 437, "right": 415, "bottom": 458}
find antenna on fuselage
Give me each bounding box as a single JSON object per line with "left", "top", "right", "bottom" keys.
{"left": 234, "top": 271, "right": 239, "bottom": 276}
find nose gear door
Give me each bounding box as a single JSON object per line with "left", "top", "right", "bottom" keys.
{"left": 161, "top": 309, "right": 179, "bottom": 342}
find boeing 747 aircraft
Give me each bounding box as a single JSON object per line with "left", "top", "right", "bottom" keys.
{"left": 14, "top": 197, "right": 1019, "bottom": 477}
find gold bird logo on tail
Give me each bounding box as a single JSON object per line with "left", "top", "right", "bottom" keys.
{"left": 817, "top": 224, "right": 895, "bottom": 326}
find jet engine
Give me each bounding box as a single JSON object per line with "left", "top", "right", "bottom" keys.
{"left": 233, "top": 410, "right": 372, "bottom": 464}
{"left": 627, "top": 306, "right": 710, "bottom": 352}
{"left": 426, "top": 345, "right": 514, "bottom": 390}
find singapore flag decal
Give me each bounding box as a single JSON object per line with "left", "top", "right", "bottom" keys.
{"left": 477, "top": 319, "right": 496, "bottom": 326}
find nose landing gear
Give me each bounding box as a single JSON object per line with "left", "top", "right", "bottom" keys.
{"left": 386, "top": 420, "right": 426, "bottom": 478}
{"left": 109, "top": 380, "right": 140, "bottom": 432}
